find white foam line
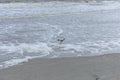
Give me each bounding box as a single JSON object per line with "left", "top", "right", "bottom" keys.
{"left": 1, "top": 53, "right": 53, "bottom": 69}
{"left": 2, "top": 56, "right": 30, "bottom": 68}
{"left": 0, "top": 43, "right": 53, "bottom": 56}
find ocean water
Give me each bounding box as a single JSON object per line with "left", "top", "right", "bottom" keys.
{"left": 1, "top": 1, "right": 120, "bottom": 69}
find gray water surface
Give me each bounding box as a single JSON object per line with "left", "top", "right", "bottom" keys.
{"left": 0, "top": 2, "right": 120, "bottom": 68}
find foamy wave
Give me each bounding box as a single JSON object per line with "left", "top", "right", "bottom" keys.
{"left": 1, "top": 39, "right": 120, "bottom": 69}
{"left": 2, "top": 56, "right": 31, "bottom": 68}
{"left": 50, "top": 39, "right": 120, "bottom": 56}
{"left": 0, "top": 43, "right": 53, "bottom": 69}
{"left": 0, "top": 43, "right": 53, "bottom": 56}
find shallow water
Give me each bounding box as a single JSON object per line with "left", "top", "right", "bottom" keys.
{"left": 1, "top": 1, "right": 120, "bottom": 68}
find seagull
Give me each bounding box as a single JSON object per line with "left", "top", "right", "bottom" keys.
{"left": 57, "top": 37, "right": 65, "bottom": 44}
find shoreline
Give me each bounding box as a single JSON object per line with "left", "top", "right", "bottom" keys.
{"left": 0, "top": 53, "right": 120, "bottom": 80}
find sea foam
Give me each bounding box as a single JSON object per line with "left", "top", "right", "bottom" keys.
{"left": 0, "top": 43, "right": 53, "bottom": 56}
{"left": 0, "top": 43, "right": 53, "bottom": 69}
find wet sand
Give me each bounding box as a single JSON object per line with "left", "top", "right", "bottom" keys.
{"left": 0, "top": 54, "right": 120, "bottom": 80}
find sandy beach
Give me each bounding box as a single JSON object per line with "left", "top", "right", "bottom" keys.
{"left": 0, "top": 54, "right": 120, "bottom": 80}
